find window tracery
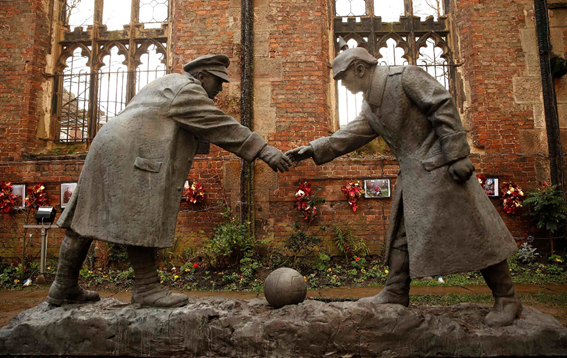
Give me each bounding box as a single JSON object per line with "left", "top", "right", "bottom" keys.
{"left": 334, "top": 0, "right": 452, "bottom": 127}
{"left": 54, "top": 0, "right": 169, "bottom": 143}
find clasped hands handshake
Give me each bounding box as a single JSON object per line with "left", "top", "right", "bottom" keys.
{"left": 258, "top": 145, "right": 314, "bottom": 173}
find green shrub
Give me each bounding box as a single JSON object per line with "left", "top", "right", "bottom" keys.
{"left": 333, "top": 226, "right": 369, "bottom": 260}
{"left": 312, "top": 252, "right": 331, "bottom": 271}
{"left": 285, "top": 224, "right": 322, "bottom": 263}
{"left": 524, "top": 184, "right": 567, "bottom": 233}
{"left": 203, "top": 207, "right": 256, "bottom": 267}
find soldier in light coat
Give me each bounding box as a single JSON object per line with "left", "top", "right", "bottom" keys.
{"left": 286, "top": 47, "right": 521, "bottom": 327}
{"left": 48, "top": 55, "right": 291, "bottom": 308}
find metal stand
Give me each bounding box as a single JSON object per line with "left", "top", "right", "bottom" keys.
{"left": 23, "top": 223, "right": 59, "bottom": 285}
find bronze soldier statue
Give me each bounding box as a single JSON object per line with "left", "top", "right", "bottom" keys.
{"left": 286, "top": 47, "right": 521, "bottom": 328}
{"left": 48, "top": 55, "right": 291, "bottom": 308}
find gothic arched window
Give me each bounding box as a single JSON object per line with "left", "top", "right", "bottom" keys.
{"left": 54, "top": 0, "right": 169, "bottom": 142}
{"left": 334, "top": 0, "right": 452, "bottom": 127}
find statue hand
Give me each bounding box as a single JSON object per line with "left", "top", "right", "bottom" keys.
{"left": 448, "top": 157, "right": 475, "bottom": 183}
{"left": 258, "top": 145, "right": 292, "bottom": 173}
{"left": 285, "top": 146, "right": 314, "bottom": 165}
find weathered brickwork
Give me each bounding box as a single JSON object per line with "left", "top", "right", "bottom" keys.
{"left": 1, "top": 0, "right": 565, "bottom": 262}
{"left": 0, "top": 0, "right": 51, "bottom": 162}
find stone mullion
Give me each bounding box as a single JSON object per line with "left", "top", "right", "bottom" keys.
{"left": 366, "top": 0, "right": 373, "bottom": 17}
{"left": 404, "top": 0, "right": 412, "bottom": 16}
{"left": 127, "top": 0, "right": 140, "bottom": 103}
{"left": 87, "top": 0, "right": 103, "bottom": 143}
{"left": 407, "top": 0, "right": 417, "bottom": 65}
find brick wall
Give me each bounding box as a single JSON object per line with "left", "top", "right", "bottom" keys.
{"left": 452, "top": 0, "right": 552, "bottom": 239}
{"left": 0, "top": 0, "right": 51, "bottom": 162}
{"left": 2, "top": 0, "right": 564, "bottom": 263}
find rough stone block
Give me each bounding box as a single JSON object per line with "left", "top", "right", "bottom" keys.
{"left": 549, "top": 7, "right": 567, "bottom": 28}
{"left": 519, "top": 129, "right": 549, "bottom": 155}
{"left": 550, "top": 28, "right": 565, "bottom": 58}
{"left": 1, "top": 298, "right": 566, "bottom": 357}
{"left": 254, "top": 57, "right": 283, "bottom": 80}
{"left": 254, "top": 189, "right": 271, "bottom": 220}
{"left": 255, "top": 7, "right": 277, "bottom": 31}
{"left": 254, "top": 82, "right": 272, "bottom": 107}
{"left": 254, "top": 107, "right": 277, "bottom": 136}
{"left": 535, "top": 157, "right": 552, "bottom": 184}
{"left": 254, "top": 31, "right": 270, "bottom": 57}
{"left": 557, "top": 77, "right": 567, "bottom": 104}
{"left": 561, "top": 129, "right": 567, "bottom": 154}
{"left": 520, "top": 28, "right": 538, "bottom": 53}
{"left": 255, "top": 161, "right": 278, "bottom": 190}
{"left": 525, "top": 53, "right": 541, "bottom": 77}
{"left": 559, "top": 104, "right": 567, "bottom": 128}
{"left": 533, "top": 104, "right": 545, "bottom": 128}
{"left": 223, "top": 161, "right": 242, "bottom": 190}
{"left": 513, "top": 77, "right": 543, "bottom": 104}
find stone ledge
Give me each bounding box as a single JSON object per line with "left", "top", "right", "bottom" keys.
{"left": 1, "top": 297, "right": 566, "bottom": 357}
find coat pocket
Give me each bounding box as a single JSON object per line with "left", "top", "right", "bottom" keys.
{"left": 134, "top": 157, "right": 163, "bottom": 173}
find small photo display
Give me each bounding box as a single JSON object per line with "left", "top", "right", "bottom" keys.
{"left": 12, "top": 184, "right": 26, "bottom": 209}
{"left": 60, "top": 183, "right": 77, "bottom": 208}
{"left": 484, "top": 178, "right": 499, "bottom": 197}
{"left": 364, "top": 179, "right": 391, "bottom": 199}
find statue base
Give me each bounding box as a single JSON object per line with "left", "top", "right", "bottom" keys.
{"left": 1, "top": 297, "right": 566, "bottom": 357}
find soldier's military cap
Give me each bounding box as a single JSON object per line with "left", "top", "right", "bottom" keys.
{"left": 183, "top": 54, "right": 231, "bottom": 83}
{"left": 332, "top": 47, "right": 378, "bottom": 80}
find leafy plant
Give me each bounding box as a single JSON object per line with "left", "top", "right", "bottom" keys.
{"left": 517, "top": 243, "right": 539, "bottom": 263}
{"left": 311, "top": 252, "right": 331, "bottom": 271}
{"left": 285, "top": 223, "right": 322, "bottom": 264}
{"left": 523, "top": 183, "right": 567, "bottom": 254}
{"left": 548, "top": 254, "right": 564, "bottom": 264}
{"left": 159, "top": 235, "right": 182, "bottom": 269}
{"left": 203, "top": 207, "right": 255, "bottom": 267}
{"left": 333, "top": 226, "right": 369, "bottom": 260}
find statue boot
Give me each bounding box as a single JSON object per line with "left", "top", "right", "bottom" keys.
{"left": 128, "top": 246, "right": 188, "bottom": 308}
{"left": 481, "top": 260, "right": 522, "bottom": 327}
{"left": 46, "top": 230, "right": 100, "bottom": 305}
{"left": 359, "top": 247, "right": 411, "bottom": 306}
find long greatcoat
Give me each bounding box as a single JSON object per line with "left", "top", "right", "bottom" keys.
{"left": 58, "top": 73, "right": 267, "bottom": 248}
{"left": 310, "top": 66, "right": 517, "bottom": 278}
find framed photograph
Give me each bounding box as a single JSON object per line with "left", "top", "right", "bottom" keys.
{"left": 364, "top": 179, "right": 391, "bottom": 199}
{"left": 60, "top": 183, "right": 77, "bottom": 208}
{"left": 12, "top": 184, "right": 26, "bottom": 209}
{"left": 484, "top": 178, "right": 499, "bottom": 197}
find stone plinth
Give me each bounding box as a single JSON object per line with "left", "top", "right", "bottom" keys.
{"left": 1, "top": 297, "right": 566, "bottom": 357}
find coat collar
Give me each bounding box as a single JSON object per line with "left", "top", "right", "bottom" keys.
{"left": 364, "top": 66, "right": 405, "bottom": 107}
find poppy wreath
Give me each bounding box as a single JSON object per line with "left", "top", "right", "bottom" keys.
{"left": 295, "top": 181, "right": 324, "bottom": 222}
{"left": 476, "top": 174, "right": 487, "bottom": 188}
{"left": 501, "top": 181, "right": 524, "bottom": 214}
{"left": 341, "top": 181, "right": 364, "bottom": 212}
{"left": 26, "top": 183, "right": 49, "bottom": 209}
{"left": 0, "top": 181, "right": 16, "bottom": 214}
{"left": 183, "top": 181, "right": 205, "bottom": 205}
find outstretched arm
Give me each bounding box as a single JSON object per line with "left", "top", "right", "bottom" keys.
{"left": 300, "top": 104, "right": 378, "bottom": 166}
{"left": 285, "top": 146, "right": 314, "bottom": 164}
{"left": 169, "top": 82, "right": 289, "bottom": 172}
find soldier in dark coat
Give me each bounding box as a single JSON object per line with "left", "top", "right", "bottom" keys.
{"left": 286, "top": 47, "right": 521, "bottom": 327}
{"left": 48, "top": 55, "right": 291, "bottom": 308}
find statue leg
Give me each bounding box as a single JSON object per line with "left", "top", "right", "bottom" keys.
{"left": 46, "top": 229, "right": 100, "bottom": 305}
{"left": 127, "top": 245, "right": 188, "bottom": 308}
{"left": 359, "top": 216, "right": 411, "bottom": 306}
{"left": 481, "top": 260, "right": 522, "bottom": 327}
